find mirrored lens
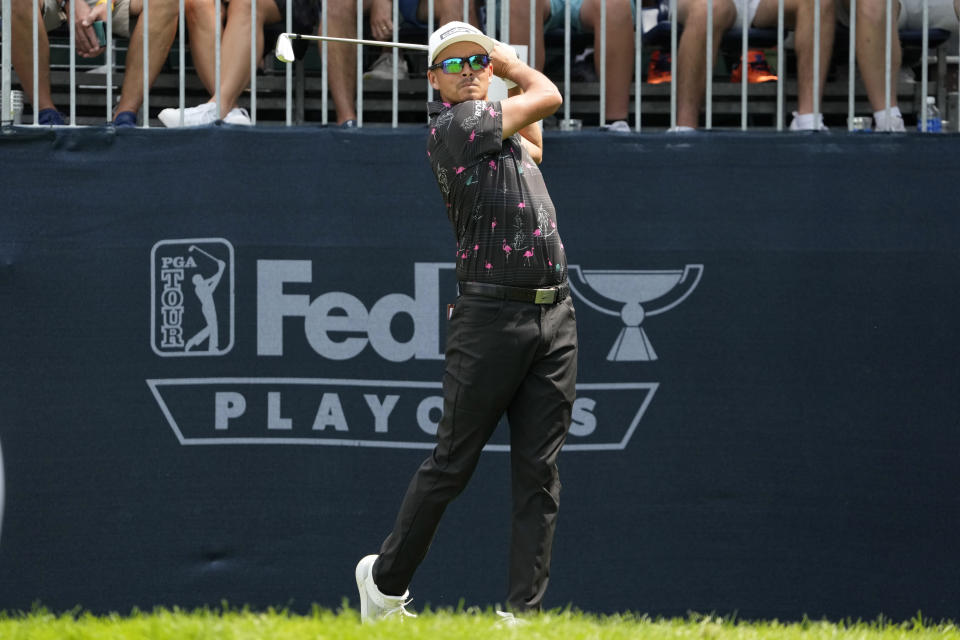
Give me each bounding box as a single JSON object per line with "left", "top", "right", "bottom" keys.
{"left": 441, "top": 58, "right": 465, "bottom": 73}
{"left": 466, "top": 54, "right": 490, "bottom": 70}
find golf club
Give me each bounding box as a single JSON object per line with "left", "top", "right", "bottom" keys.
{"left": 275, "top": 32, "right": 429, "bottom": 64}
{"left": 189, "top": 245, "right": 222, "bottom": 265}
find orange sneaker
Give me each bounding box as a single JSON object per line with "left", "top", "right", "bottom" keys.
{"left": 647, "top": 50, "right": 672, "bottom": 84}
{"left": 730, "top": 49, "right": 778, "bottom": 83}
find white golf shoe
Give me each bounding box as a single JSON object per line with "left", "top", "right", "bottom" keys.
{"left": 158, "top": 102, "right": 218, "bottom": 128}
{"left": 495, "top": 610, "right": 529, "bottom": 627}
{"left": 355, "top": 555, "right": 416, "bottom": 623}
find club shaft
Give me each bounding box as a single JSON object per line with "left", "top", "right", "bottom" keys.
{"left": 284, "top": 33, "right": 429, "bottom": 51}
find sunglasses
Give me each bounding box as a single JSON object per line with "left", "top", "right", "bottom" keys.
{"left": 428, "top": 54, "right": 491, "bottom": 74}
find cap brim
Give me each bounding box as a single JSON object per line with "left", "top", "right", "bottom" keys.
{"left": 431, "top": 33, "right": 495, "bottom": 63}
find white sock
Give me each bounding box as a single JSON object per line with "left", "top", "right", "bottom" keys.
{"left": 668, "top": 126, "right": 696, "bottom": 132}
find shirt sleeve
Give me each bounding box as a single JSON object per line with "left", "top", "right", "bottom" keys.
{"left": 436, "top": 100, "right": 503, "bottom": 168}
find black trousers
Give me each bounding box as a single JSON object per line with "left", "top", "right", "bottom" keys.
{"left": 372, "top": 293, "right": 578, "bottom": 612}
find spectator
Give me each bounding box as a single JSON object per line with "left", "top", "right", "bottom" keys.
{"left": 7, "top": 0, "right": 179, "bottom": 125}
{"left": 505, "top": 0, "right": 636, "bottom": 131}
{"left": 158, "top": 0, "right": 319, "bottom": 126}
{"left": 672, "top": 0, "right": 834, "bottom": 130}
{"left": 837, "top": 0, "right": 959, "bottom": 132}
{"left": 325, "top": 0, "right": 478, "bottom": 126}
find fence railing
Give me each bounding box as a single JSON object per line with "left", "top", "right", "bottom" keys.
{"left": 2, "top": 0, "right": 958, "bottom": 130}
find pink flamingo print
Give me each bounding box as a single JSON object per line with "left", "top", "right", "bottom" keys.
{"left": 517, "top": 202, "right": 526, "bottom": 209}
{"left": 485, "top": 262, "right": 493, "bottom": 270}
{"left": 487, "top": 106, "right": 498, "bottom": 118}
{"left": 469, "top": 130, "right": 476, "bottom": 142}
{"left": 489, "top": 160, "right": 497, "bottom": 170}
{"left": 501, "top": 239, "right": 512, "bottom": 260}
{"left": 456, "top": 166, "right": 466, "bottom": 174}
{"left": 522, "top": 247, "right": 534, "bottom": 265}
{"left": 533, "top": 228, "right": 542, "bottom": 237}
{"left": 491, "top": 218, "right": 498, "bottom": 230}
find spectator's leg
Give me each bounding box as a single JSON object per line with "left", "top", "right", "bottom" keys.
{"left": 508, "top": 0, "right": 551, "bottom": 70}
{"left": 182, "top": 0, "right": 222, "bottom": 95}
{"left": 9, "top": 0, "right": 55, "bottom": 111}
{"left": 115, "top": 0, "right": 181, "bottom": 115}
{"left": 326, "top": 0, "right": 375, "bottom": 124}
{"left": 213, "top": 0, "right": 282, "bottom": 116}
{"left": 849, "top": 0, "right": 901, "bottom": 112}
{"left": 676, "top": 0, "right": 736, "bottom": 128}
{"left": 579, "top": 0, "right": 634, "bottom": 122}
{"left": 755, "top": 0, "right": 833, "bottom": 115}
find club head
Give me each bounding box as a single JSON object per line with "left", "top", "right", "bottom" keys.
{"left": 275, "top": 33, "right": 296, "bottom": 64}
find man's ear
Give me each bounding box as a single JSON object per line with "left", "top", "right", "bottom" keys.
{"left": 427, "top": 69, "right": 440, "bottom": 91}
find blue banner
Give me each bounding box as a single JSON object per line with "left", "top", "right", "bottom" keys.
{"left": 1, "top": 127, "right": 958, "bottom": 620}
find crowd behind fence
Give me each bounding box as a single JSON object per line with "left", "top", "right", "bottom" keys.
{"left": 2, "top": 0, "right": 959, "bottom": 130}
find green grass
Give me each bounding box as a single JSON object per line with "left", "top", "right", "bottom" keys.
{"left": 0, "top": 606, "right": 957, "bottom": 640}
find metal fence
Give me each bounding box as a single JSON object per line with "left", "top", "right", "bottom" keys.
{"left": 2, "top": 0, "right": 959, "bottom": 130}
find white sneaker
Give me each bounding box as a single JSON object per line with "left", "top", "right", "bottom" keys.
{"left": 364, "top": 52, "right": 409, "bottom": 80}
{"left": 355, "top": 555, "right": 417, "bottom": 623}
{"left": 601, "top": 120, "right": 631, "bottom": 133}
{"left": 223, "top": 107, "right": 252, "bottom": 125}
{"left": 873, "top": 111, "right": 905, "bottom": 132}
{"left": 788, "top": 111, "right": 828, "bottom": 131}
{"left": 158, "top": 102, "right": 217, "bottom": 128}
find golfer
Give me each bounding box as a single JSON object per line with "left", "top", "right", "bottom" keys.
{"left": 355, "top": 21, "right": 577, "bottom": 622}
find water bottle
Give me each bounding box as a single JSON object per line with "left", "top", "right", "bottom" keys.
{"left": 917, "top": 96, "right": 942, "bottom": 132}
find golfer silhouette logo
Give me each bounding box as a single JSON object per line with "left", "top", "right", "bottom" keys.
{"left": 184, "top": 246, "right": 225, "bottom": 352}
{"left": 151, "top": 238, "right": 235, "bottom": 357}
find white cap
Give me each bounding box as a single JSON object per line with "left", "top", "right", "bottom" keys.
{"left": 428, "top": 21, "right": 495, "bottom": 64}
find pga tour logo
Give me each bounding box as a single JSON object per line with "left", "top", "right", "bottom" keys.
{"left": 151, "top": 239, "right": 235, "bottom": 357}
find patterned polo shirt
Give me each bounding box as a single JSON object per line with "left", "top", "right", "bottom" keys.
{"left": 427, "top": 99, "right": 567, "bottom": 288}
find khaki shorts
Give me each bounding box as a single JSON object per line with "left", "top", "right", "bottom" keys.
{"left": 837, "top": 0, "right": 958, "bottom": 29}
{"left": 39, "top": 0, "right": 133, "bottom": 37}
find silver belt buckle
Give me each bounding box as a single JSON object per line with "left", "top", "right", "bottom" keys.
{"left": 534, "top": 288, "right": 555, "bottom": 304}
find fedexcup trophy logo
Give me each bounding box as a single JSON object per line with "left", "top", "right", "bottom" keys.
{"left": 568, "top": 264, "right": 703, "bottom": 361}
{"left": 151, "top": 238, "right": 235, "bottom": 357}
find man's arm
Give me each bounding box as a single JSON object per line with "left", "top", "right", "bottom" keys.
{"left": 507, "top": 85, "right": 544, "bottom": 164}
{"left": 490, "top": 42, "right": 561, "bottom": 147}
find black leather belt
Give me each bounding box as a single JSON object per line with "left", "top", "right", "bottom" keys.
{"left": 459, "top": 281, "right": 569, "bottom": 305}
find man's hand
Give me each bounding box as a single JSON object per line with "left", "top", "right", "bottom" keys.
{"left": 369, "top": 0, "right": 394, "bottom": 41}
{"left": 74, "top": 0, "right": 106, "bottom": 58}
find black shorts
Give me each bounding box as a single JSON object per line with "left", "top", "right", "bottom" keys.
{"left": 272, "top": 0, "right": 319, "bottom": 33}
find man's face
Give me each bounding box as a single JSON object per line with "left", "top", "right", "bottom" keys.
{"left": 427, "top": 41, "right": 492, "bottom": 104}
